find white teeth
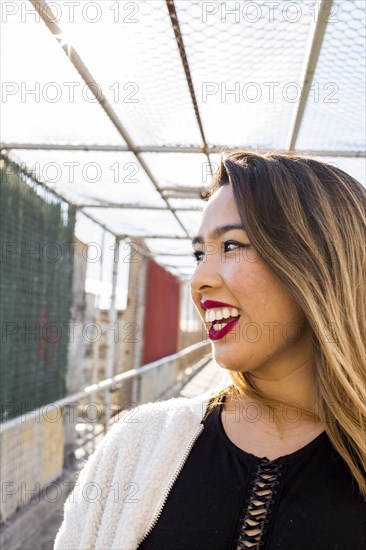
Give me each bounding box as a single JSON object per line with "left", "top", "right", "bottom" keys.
{"left": 222, "top": 307, "right": 230, "bottom": 319}
{"left": 205, "top": 306, "right": 241, "bottom": 323}
{"left": 214, "top": 309, "right": 224, "bottom": 321}
{"left": 206, "top": 309, "right": 215, "bottom": 322}
{"left": 213, "top": 322, "right": 228, "bottom": 331}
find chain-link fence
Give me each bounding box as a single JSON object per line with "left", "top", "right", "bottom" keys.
{"left": 0, "top": 154, "right": 76, "bottom": 422}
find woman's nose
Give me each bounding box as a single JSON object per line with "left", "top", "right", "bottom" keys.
{"left": 189, "top": 250, "right": 223, "bottom": 294}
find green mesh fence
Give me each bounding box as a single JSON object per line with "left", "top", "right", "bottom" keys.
{"left": 0, "top": 154, "right": 76, "bottom": 422}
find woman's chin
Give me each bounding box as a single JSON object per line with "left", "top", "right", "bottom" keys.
{"left": 213, "top": 353, "right": 247, "bottom": 373}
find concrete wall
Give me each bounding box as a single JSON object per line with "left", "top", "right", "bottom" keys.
{"left": 65, "top": 238, "right": 93, "bottom": 394}
{"left": 0, "top": 405, "right": 64, "bottom": 524}
{"left": 117, "top": 238, "right": 149, "bottom": 408}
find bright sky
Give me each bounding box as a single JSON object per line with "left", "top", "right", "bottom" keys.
{"left": 2, "top": 0, "right": 365, "bottom": 294}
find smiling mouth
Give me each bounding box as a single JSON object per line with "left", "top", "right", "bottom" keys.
{"left": 204, "top": 306, "right": 241, "bottom": 323}
{"left": 208, "top": 316, "right": 241, "bottom": 340}
{"left": 209, "top": 315, "right": 241, "bottom": 331}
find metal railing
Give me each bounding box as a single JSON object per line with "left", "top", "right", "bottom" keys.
{"left": 0, "top": 341, "right": 211, "bottom": 529}
{"left": 0, "top": 342, "right": 207, "bottom": 442}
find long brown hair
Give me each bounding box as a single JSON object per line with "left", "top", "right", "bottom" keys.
{"left": 202, "top": 150, "right": 366, "bottom": 498}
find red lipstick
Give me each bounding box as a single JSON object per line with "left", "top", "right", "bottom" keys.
{"left": 200, "top": 300, "right": 241, "bottom": 341}
{"left": 200, "top": 300, "right": 239, "bottom": 310}
{"left": 208, "top": 316, "right": 241, "bottom": 341}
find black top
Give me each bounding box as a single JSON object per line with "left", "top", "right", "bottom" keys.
{"left": 139, "top": 394, "right": 366, "bottom": 550}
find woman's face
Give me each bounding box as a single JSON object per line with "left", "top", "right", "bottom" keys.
{"left": 190, "top": 183, "right": 312, "bottom": 376}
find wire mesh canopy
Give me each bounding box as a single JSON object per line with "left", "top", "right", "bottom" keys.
{"left": 1, "top": 0, "right": 365, "bottom": 279}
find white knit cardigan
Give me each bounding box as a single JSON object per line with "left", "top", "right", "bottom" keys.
{"left": 53, "top": 388, "right": 218, "bottom": 550}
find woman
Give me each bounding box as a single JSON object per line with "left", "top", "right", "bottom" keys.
{"left": 54, "top": 151, "right": 366, "bottom": 550}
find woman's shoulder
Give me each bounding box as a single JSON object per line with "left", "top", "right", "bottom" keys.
{"left": 91, "top": 387, "right": 223, "bottom": 463}
{"left": 111, "top": 387, "right": 219, "bottom": 429}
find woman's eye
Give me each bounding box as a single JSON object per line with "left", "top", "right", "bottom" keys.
{"left": 192, "top": 251, "right": 204, "bottom": 262}
{"left": 223, "top": 241, "right": 250, "bottom": 252}
{"left": 192, "top": 241, "right": 250, "bottom": 263}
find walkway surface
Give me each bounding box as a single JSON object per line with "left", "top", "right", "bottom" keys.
{"left": 12, "top": 359, "right": 231, "bottom": 550}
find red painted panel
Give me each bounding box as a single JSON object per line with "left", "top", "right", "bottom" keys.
{"left": 142, "top": 259, "right": 180, "bottom": 364}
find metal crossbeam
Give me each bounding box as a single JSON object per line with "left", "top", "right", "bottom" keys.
{"left": 118, "top": 234, "right": 192, "bottom": 240}
{"left": 7, "top": 0, "right": 362, "bottom": 282}
{"left": 288, "top": 0, "right": 334, "bottom": 150}
{"left": 3, "top": 143, "right": 364, "bottom": 158}
{"left": 78, "top": 203, "right": 204, "bottom": 211}
{"left": 166, "top": 0, "right": 213, "bottom": 176}
{"left": 29, "top": 0, "right": 190, "bottom": 241}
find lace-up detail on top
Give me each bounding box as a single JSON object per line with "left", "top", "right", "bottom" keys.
{"left": 234, "top": 458, "right": 283, "bottom": 549}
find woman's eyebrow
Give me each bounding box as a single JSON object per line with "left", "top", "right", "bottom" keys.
{"left": 191, "top": 224, "right": 247, "bottom": 247}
